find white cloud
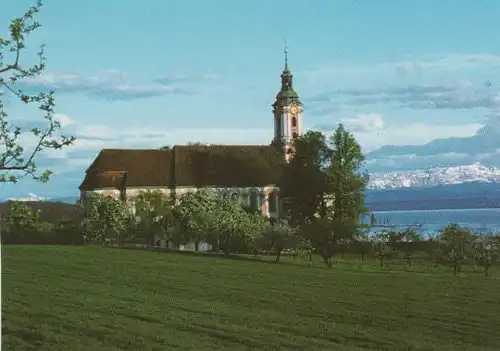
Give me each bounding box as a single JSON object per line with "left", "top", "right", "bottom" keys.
{"left": 54, "top": 113, "right": 74, "bottom": 127}
{"left": 77, "top": 125, "right": 114, "bottom": 139}
{"left": 350, "top": 122, "right": 482, "bottom": 153}
{"left": 302, "top": 53, "right": 500, "bottom": 82}
{"left": 72, "top": 125, "right": 274, "bottom": 151}
{"left": 342, "top": 113, "right": 385, "bottom": 133}
{"left": 14, "top": 70, "right": 213, "bottom": 101}
{"left": 318, "top": 113, "right": 482, "bottom": 153}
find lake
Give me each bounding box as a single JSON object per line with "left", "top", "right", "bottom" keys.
{"left": 363, "top": 208, "right": 500, "bottom": 237}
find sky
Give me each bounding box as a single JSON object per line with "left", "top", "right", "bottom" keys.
{"left": 2, "top": 0, "right": 500, "bottom": 200}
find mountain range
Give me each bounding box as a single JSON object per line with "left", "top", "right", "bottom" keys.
{"left": 364, "top": 163, "right": 500, "bottom": 210}
{"left": 367, "top": 162, "right": 500, "bottom": 189}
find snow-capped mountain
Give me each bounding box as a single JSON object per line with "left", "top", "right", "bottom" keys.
{"left": 7, "top": 193, "right": 50, "bottom": 202}
{"left": 368, "top": 162, "right": 500, "bottom": 189}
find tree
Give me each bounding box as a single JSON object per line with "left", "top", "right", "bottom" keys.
{"left": 5, "top": 200, "right": 40, "bottom": 229}
{"left": 0, "top": 200, "right": 66, "bottom": 244}
{"left": 292, "top": 236, "right": 314, "bottom": 267}
{"left": 174, "top": 190, "right": 218, "bottom": 250}
{"left": 281, "top": 125, "right": 368, "bottom": 266}
{"left": 134, "top": 190, "right": 174, "bottom": 246}
{"left": 279, "top": 131, "right": 331, "bottom": 225}
{"left": 388, "top": 229, "right": 422, "bottom": 266}
{"left": 472, "top": 235, "right": 500, "bottom": 277}
{"left": 211, "top": 194, "right": 266, "bottom": 256}
{"left": 350, "top": 230, "right": 372, "bottom": 263}
{"left": 438, "top": 224, "right": 473, "bottom": 276}
{"left": 327, "top": 124, "right": 369, "bottom": 225}
{"left": 301, "top": 217, "right": 357, "bottom": 267}
{"left": 54, "top": 213, "right": 85, "bottom": 245}
{"left": 4, "top": 200, "right": 41, "bottom": 243}
{"left": 82, "top": 194, "right": 130, "bottom": 244}
{"left": 371, "top": 231, "right": 397, "bottom": 267}
{"left": 258, "top": 222, "right": 298, "bottom": 263}
{"left": 1, "top": 1, "right": 74, "bottom": 183}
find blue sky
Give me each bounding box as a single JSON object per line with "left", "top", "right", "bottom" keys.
{"left": 2, "top": 0, "right": 500, "bottom": 200}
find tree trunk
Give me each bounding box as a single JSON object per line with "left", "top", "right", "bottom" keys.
{"left": 406, "top": 254, "right": 412, "bottom": 266}
{"left": 275, "top": 251, "right": 281, "bottom": 263}
{"left": 453, "top": 263, "right": 458, "bottom": 276}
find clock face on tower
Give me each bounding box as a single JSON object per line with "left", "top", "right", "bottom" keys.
{"left": 290, "top": 106, "right": 298, "bottom": 115}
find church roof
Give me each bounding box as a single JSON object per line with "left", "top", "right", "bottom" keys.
{"left": 79, "top": 145, "right": 284, "bottom": 190}
{"left": 79, "top": 149, "right": 173, "bottom": 189}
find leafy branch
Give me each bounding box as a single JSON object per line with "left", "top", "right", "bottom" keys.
{"left": 0, "top": 0, "right": 75, "bottom": 183}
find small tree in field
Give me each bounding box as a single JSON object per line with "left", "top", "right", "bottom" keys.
{"left": 82, "top": 194, "right": 129, "bottom": 244}
{"left": 258, "top": 222, "right": 298, "bottom": 263}
{"left": 372, "top": 231, "right": 397, "bottom": 267}
{"left": 212, "top": 195, "right": 266, "bottom": 256}
{"left": 438, "top": 224, "right": 473, "bottom": 276}
{"left": 174, "top": 190, "right": 217, "bottom": 250}
{"left": 472, "top": 235, "right": 500, "bottom": 277}
{"left": 4, "top": 201, "right": 40, "bottom": 242}
{"left": 293, "top": 236, "right": 314, "bottom": 266}
{"left": 301, "top": 217, "right": 357, "bottom": 268}
{"left": 134, "top": 190, "right": 174, "bottom": 246}
{"left": 351, "top": 230, "right": 372, "bottom": 263}
{"left": 1, "top": 1, "right": 74, "bottom": 183}
{"left": 387, "top": 229, "right": 422, "bottom": 266}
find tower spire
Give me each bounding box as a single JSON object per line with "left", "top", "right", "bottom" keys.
{"left": 284, "top": 38, "right": 289, "bottom": 71}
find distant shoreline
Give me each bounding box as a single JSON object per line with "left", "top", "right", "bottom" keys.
{"left": 369, "top": 208, "right": 500, "bottom": 213}
{"left": 366, "top": 200, "right": 500, "bottom": 212}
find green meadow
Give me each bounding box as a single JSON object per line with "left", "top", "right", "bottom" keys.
{"left": 2, "top": 245, "right": 500, "bottom": 350}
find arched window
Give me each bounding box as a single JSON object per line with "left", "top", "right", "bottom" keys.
{"left": 292, "top": 117, "right": 297, "bottom": 127}
{"left": 249, "top": 190, "right": 258, "bottom": 211}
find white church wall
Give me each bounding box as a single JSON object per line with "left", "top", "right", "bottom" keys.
{"left": 86, "top": 187, "right": 173, "bottom": 201}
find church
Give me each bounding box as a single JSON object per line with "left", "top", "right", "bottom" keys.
{"left": 78, "top": 49, "right": 303, "bottom": 222}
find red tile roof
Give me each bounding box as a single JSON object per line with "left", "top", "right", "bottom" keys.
{"left": 79, "top": 145, "right": 284, "bottom": 190}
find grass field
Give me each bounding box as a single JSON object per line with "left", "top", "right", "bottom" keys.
{"left": 2, "top": 246, "right": 500, "bottom": 350}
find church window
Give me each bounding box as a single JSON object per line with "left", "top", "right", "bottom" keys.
{"left": 292, "top": 117, "right": 297, "bottom": 127}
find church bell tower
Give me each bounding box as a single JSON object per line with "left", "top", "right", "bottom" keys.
{"left": 272, "top": 42, "right": 302, "bottom": 161}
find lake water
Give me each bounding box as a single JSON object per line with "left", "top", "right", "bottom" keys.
{"left": 362, "top": 208, "right": 500, "bottom": 237}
